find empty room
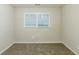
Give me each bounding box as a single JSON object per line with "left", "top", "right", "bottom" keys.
{"left": 0, "top": 4, "right": 79, "bottom": 55}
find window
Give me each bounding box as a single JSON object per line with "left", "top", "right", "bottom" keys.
{"left": 38, "top": 14, "right": 49, "bottom": 27}
{"left": 24, "top": 14, "right": 36, "bottom": 27}
{"left": 24, "top": 13, "right": 50, "bottom": 28}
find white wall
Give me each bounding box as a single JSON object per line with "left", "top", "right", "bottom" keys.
{"left": 62, "top": 5, "right": 79, "bottom": 54}
{"left": 15, "top": 7, "right": 62, "bottom": 43}
{"left": 0, "top": 5, "right": 15, "bottom": 54}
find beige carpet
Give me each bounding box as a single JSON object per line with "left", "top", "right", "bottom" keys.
{"left": 2, "top": 43, "right": 75, "bottom": 55}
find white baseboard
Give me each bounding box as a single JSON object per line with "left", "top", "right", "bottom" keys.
{"left": 15, "top": 41, "right": 62, "bottom": 44}
{"left": 62, "top": 42, "right": 78, "bottom": 55}
{"left": 0, "top": 41, "right": 15, "bottom": 55}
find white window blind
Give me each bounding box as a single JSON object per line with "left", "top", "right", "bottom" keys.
{"left": 24, "top": 13, "right": 49, "bottom": 28}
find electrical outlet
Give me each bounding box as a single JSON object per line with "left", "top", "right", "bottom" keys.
{"left": 77, "top": 46, "right": 79, "bottom": 50}
{"left": 32, "top": 36, "right": 35, "bottom": 39}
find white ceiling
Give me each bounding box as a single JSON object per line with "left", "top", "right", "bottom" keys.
{"left": 11, "top": 4, "right": 63, "bottom": 8}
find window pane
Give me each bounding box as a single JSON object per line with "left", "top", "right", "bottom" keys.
{"left": 38, "top": 14, "right": 49, "bottom": 27}
{"left": 25, "top": 14, "right": 36, "bottom": 27}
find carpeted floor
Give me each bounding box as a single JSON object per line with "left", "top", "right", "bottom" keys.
{"left": 2, "top": 43, "right": 75, "bottom": 55}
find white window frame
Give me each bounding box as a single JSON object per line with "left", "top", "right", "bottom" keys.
{"left": 24, "top": 12, "right": 50, "bottom": 28}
